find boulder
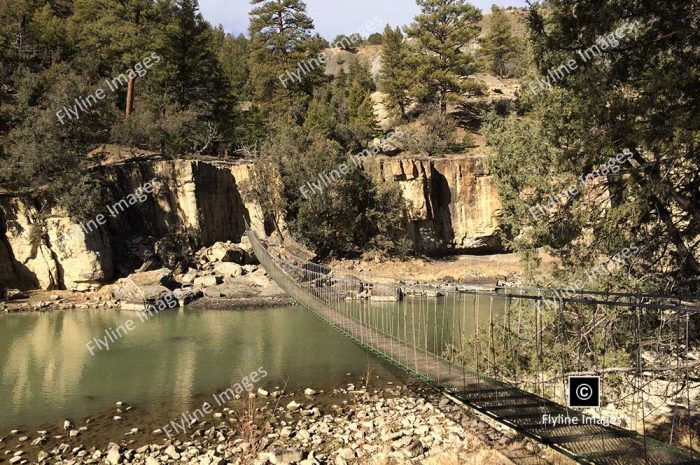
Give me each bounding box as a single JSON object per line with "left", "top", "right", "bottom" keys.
{"left": 248, "top": 268, "right": 273, "bottom": 287}
{"left": 1, "top": 289, "right": 26, "bottom": 301}
{"left": 204, "top": 282, "right": 257, "bottom": 299}
{"left": 213, "top": 262, "right": 244, "bottom": 278}
{"left": 112, "top": 269, "right": 176, "bottom": 302}
{"left": 193, "top": 275, "right": 223, "bottom": 288}
{"left": 47, "top": 218, "right": 113, "bottom": 290}
{"left": 179, "top": 271, "right": 198, "bottom": 285}
{"left": 370, "top": 284, "right": 403, "bottom": 302}
{"left": 207, "top": 242, "right": 246, "bottom": 264}
{"left": 106, "top": 443, "right": 122, "bottom": 465}
{"left": 173, "top": 287, "right": 203, "bottom": 305}
{"left": 127, "top": 268, "right": 176, "bottom": 288}
{"left": 269, "top": 448, "right": 304, "bottom": 465}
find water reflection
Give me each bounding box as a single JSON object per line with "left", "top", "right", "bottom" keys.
{"left": 0, "top": 307, "right": 406, "bottom": 429}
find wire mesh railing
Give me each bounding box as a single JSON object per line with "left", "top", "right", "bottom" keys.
{"left": 247, "top": 228, "right": 700, "bottom": 465}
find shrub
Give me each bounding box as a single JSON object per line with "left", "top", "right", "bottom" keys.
{"left": 396, "top": 111, "right": 459, "bottom": 156}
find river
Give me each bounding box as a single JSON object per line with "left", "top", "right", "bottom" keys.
{"left": 0, "top": 306, "right": 409, "bottom": 431}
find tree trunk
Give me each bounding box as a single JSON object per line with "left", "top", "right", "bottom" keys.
{"left": 651, "top": 195, "right": 700, "bottom": 276}
{"left": 125, "top": 75, "right": 135, "bottom": 117}
{"left": 630, "top": 149, "right": 700, "bottom": 225}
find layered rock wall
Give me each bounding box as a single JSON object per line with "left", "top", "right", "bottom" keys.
{"left": 0, "top": 155, "right": 501, "bottom": 290}
{"left": 363, "top": 156, "right": 501, "bottom": 254}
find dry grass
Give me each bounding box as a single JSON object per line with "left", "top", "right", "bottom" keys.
{"left": 678, "top": 424, "right": 700, "bottom": 452}
{"left": 368, "top": 449, "right": 510, "bottom": 465}
{"left": 362, "top": 359, "right": 377, "bottom": 390}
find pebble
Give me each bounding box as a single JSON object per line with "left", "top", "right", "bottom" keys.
{"left": 18, "top": 389, "right": 494, "bottom": 465}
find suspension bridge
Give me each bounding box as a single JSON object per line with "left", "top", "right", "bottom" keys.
{"left": 246, "top": 227, "right": 700, "bottom": 465}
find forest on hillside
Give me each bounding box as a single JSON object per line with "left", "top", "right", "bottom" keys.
{"left": 0, "top": 0, "right": 698, "bottom": 295}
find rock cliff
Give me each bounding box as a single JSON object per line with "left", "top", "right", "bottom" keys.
{"left": 0, "top": 155, "right": 501, "bottom": 290}
{"left": 364, "top": 155, "right": 501, "bottom": 255}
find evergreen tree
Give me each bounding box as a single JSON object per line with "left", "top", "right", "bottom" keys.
{"left": 143, "top": 0, "right": 236, "bottom": 154}
{"left": 304, "top": 65, "right": 377, "bottom": 152}
{"left": 405, "top": 0, "right": 483, "bottom": 113}
{"left": 216, "top": 30, "right": 251, "bottom": 102}
{"left": 68, "top": 0, "right": 154, "bottom": 116}
{"left": 248, "top": 0, "right": 325, "bottom": 116}
{"left": 346, "top": 63, "right": 379, "bottom": 146}
{"left": 367, "top": 33, "right": 384, "bottom": 46}
{"left": 380, "top": 25, "right": 412, "bottom": 119}
{"left": 481, "top": 5, "right": 520, "bottom": 78}
{"left": 486, "top": 0, "right": 700, "bottom": 293}
{"left": 0, "top": 66, "right": 120, "bottom": 219}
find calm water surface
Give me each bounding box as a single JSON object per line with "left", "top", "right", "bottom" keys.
{"left": 0, "top": 307, "right": 408, "bottom": 429}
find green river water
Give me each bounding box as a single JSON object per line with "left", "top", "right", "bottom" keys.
{"left": 0, "top": 306, "right": 408, "bottom": 430}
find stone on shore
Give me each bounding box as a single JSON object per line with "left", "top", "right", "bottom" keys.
{"left": 213, "top": 262, "right": 244, "bottom": 278}
{"left": 112, "top": 268, "right": 176, "bottom": 302}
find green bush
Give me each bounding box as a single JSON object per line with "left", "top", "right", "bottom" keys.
{"left": 396, "top": 111, "right": 459, "bottom": 156}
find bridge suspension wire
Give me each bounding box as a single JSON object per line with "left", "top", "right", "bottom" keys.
{"left": 246, "top": 228, "right": 700, "bottom": 465}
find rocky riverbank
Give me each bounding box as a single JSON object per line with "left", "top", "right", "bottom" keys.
{"left": 0, "top": 382, "right": 561, "bottom": 465}
{"left": 1, "top": 239, "right": 292, "bottom": 314}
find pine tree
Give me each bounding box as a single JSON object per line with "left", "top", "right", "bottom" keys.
{"left": 481, "top": 5, "right": 520, "bottom": 78}
{"left": 486, "top": 0, "right": 700, "bottom": 293}
{"left": 380, "top": 25, "right": 412, "bottom": 119}
{"left": 216, "top": 30, "right": 251, "bottom": 102}
{"left": 0, "top": 0, "right": 71, "bottom": 78}
{"left": 405, "top": 0, "right": 482, "bottom": 113}
{"left": 68, "top": 0, "right": 153, "bottom": 116}
{"left": 304, "top": 64, "right": 377, "bottom": 152}
{"left": 248, "top": 0, "right": 325, "bottom": 115}
{"left": 347, "top": 63, "right": 378, "bottom": 144}
{"left": 144, "top": 0, "right": 236, "bottom": 153}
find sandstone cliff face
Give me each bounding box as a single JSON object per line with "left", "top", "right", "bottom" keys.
{"left": 0, "top": 197, "right": 113, "bottom": 290}
{"left": 363, "top": 155, "right": 501, "bottom": 254}
{"left": 0, "top": 156, "right": 501, "bottom": 290}
{"left": 0, "top": 160, "right": 263, "bottom": 291}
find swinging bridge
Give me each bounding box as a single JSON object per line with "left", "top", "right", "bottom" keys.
{"left": 246, "top": 227, "right": 700, "bottom": 465}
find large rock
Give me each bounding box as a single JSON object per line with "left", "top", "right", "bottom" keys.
{"left": 207, "top": 242, "right": 246, "bottom": 264}
{"left": 269, "top": 448, "right": 304, "bottom": 465}
{"left": 193, "top": 274, "right": 223, "bottom": 288}
{"left": 112, "top": 268, "right": 175, "bottom": 302}
{"left": 127, "top": 268, "right": 176, "bottom": 287}
{"left": 173, "top": 287, "right": 203, "bottom": 304}
{"left": 213, "top": 262, "right": 244, "bottom": 278}
{"left": 371, "top": 284, "right": 403, "bottom": 302}
{"left": 48, "top": 217, "right": 113, "bottom": 290}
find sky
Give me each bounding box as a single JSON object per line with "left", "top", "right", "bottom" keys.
{"left": 199, "top": 0, "right": 530, "bottom": 39}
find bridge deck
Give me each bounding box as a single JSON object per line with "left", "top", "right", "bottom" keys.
{"left": 247, "top": 230, "right": 698, "bottom": 465}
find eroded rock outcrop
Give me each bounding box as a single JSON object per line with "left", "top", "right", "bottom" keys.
{"left": 0, "top": 155, "right": 502, "bottom": 290}
{"left": 363, "top": 155, "right": 501, "bottom": 254}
